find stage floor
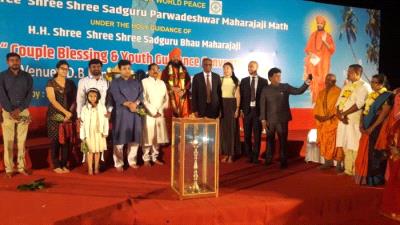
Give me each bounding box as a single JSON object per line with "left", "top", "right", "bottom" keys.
{"left": 0, "top": 130, "right": 397, "bottom": 225}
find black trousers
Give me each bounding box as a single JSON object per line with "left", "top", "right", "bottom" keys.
{"left": 243, "top": 108, "right": 261, "bottom": 161}
{"left": 266, "top": 122, "right": 288, "bottom": 164}
{"left": 199, "top": 103, "right": 219, "bottom": 119}
{"left": 51, "top": 139, "right": 68, "bottom": 169}
{"left": 367, "top": 124, "right": 387, "bottom": 186}
{"left": 220, "top": 98, "right": 240, "bottom": 156}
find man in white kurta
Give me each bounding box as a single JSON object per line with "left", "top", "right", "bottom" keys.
{"left": 142, "top": 63, "right": 169, "bottom": 166}
{"left": 336, "top": 64, "right": 371, "bottom": 176}
{"left": 76, "top": 59, "right": 111, "bottom": 122}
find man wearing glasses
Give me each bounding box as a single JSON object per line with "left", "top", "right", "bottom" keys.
{"left": 191, "top": 58, "right": 222, "bottom": 119}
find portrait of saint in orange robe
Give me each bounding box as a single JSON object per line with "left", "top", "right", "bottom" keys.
{"left": 305, "top": 15, "right": 336, "bottom": 103}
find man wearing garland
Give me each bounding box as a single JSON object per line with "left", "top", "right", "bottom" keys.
{"left": 336, "top": 64, "right": 371, "bottom": 176}
{"left": 161, "top": 48, "right": 191, "bottom": 118}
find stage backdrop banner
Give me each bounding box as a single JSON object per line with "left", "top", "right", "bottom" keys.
{"left": 0, "top": 0, "right": 380, "bottom": 108}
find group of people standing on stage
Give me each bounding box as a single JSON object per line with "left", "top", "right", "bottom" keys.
{"left": 0, "top": 53, "right": 169, "bottom": 177}
{"left": 313, "top": 64, "right": 400, "bottom": 221}
{"left": 0, "top": 48, "right": 312, "bottom": 177}
{"left": 1, "top": 47, "right": 400, "bottom": 221}
{"left": 184, "top": 53, "right": 312, "bottom": 169}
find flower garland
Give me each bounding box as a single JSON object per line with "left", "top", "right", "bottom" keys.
{"left": 168, "top": 65, "right": 186, "bottom": 116}
{"left": 168, "top": 65, "right": 186, "bottom": 89}
{"left": 363, "top": 87, "right": 387, "bottom": 115}
{"left": 338, "top": 81, "right": 362, "bottom": 110}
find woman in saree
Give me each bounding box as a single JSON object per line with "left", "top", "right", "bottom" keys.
{"left": 355, "top": 74, "right": 392, "bottom": 185}
{"left": 377, "top": 88, "right": 400, "bottom": 221}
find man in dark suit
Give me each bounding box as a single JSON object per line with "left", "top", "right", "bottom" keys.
{"left": 192, "top": 58, "right": 222, "bottom": 118}
{"left": 239, "top": 61, "right": 268, "bottom": 163}
{"left": 260, "top": 67, "right": 311, "bottom": 169}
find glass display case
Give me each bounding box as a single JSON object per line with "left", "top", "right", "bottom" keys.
{"left": 171, "top": 117, "right": 219, "bottom": 200}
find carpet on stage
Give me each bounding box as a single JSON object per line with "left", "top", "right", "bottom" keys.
{"left": 0, "top": 129, "right": 397, "bottom": 225}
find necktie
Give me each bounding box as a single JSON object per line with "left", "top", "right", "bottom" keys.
{"left": 206, "top": 73, "right": 211, "bottom": 103}
{"left": 250, "top": 76, "right": 256, "bottom": 102}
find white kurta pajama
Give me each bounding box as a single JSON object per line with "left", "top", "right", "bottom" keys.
{"left": 141, "top": 77, "right": 169, "bottom": 162}
{"left": 336, "top": 79, "right": 371, "bottom": 175}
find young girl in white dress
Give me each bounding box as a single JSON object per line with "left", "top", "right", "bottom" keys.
{"left": 80, "top": 88, "right": 109, "bottom": 175}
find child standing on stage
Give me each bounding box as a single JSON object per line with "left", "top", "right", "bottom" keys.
{"left": 79, "top": 88, "right": 109, "bottom": 175}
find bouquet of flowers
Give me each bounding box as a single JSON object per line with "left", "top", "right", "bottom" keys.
{"left": 50, "top": 113, "right": 65, "bottom": 122}
{"left": 80, "top": 140, "right": 89, "bottom": 154}
{"left": 17, "top": 178, "right": 46, "bottom": 191}
{"left": 18, "top": 115, "right": 32, "bottom": 124}
{"left": 136, "top": 103, "right": 147, "bottom": 117}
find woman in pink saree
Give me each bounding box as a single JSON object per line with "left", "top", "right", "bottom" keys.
{"left": 377, "top": 89, "right": 400, "bottom": 221}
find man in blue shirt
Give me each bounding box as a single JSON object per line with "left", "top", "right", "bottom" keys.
{"left": 0, "top": 52, "right": 33, "bottom": 178}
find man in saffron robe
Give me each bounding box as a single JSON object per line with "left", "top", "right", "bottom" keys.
{"left": 313, "top": 74, "right": 342, "bottom": 170}
{"left": 161, "top": 48, "right": 191, "bottom": 118}
{"left": 305, "top": 15, "right": 335, "bottom": 103}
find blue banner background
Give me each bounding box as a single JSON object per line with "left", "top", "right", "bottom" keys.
{"left": 0, "top": 0, "right": 380, "bottom": 107}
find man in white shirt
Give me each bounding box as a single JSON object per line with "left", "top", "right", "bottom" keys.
{"left": 336, "top": 64, "right": 371, "bottom": 176}
{"left": 76, "top": 59, "right": 111, "bottom": 126}
{"left": 141, "top": 63, "right": 169, "bottom": 166}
